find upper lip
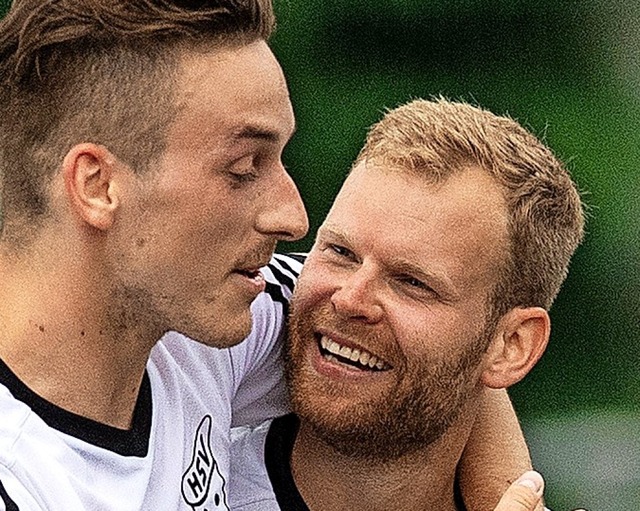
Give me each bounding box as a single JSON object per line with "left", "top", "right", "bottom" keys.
{"left": 234, "top": 257, "right": 271, "bottom": 273}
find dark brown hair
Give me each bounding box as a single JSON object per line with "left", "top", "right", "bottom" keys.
{"left": 0, "top": 0, "right": 275, "bottom": 241}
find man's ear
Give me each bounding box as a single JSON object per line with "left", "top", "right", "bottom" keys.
{"left": 62, "top": 143, "right": 122, "bottom": 230}
{"left": 481, "top": 307, "right": 550, "bottom": 389}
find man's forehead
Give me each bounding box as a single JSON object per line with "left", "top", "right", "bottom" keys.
{"left": 165, "top": 41, "right": 295, "bottom": 148}
{"left": 322, "top": 162, "right": 509, "bottom": 292}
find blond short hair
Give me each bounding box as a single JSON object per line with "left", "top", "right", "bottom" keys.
{"left": 355, "top": 98, "right": 585, "bottom": 316}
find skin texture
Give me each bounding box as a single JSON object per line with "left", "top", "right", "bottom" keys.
{"left": 287, "top": 163, "right": 508, "bottom": 457}
{"left": 109, "top": 41, "right": 308, "bottom": 348}
{"left": 0, "top": 40, "right": 308, "bottom": 429}
{"left": 286, "top": 162, "right": 549, "bottom": 511}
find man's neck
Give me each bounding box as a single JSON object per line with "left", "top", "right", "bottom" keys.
{"left": 0, "top": 250, "right": 158, "bottom": 430}
{"left": 290, "top": 416, "right": 474, "bottom": 511}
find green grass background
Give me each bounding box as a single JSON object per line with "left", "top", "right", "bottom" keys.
{"left": 268, "top": 2, "right": 639, "bottom": 508}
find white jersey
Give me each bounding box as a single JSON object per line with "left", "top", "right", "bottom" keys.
{"left": 230, "top": 415, "right": 304, "bottom": 511}
{"left": 229, "top": 414, "right": 554, "bottom": 511}
{"left": 0, "top": 253, "right": 303, "bottom": 511}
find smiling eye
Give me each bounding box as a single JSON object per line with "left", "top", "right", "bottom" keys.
{"left": 329, "top": 244, "right": 354, "bottom": 259}
{"left": 403, "top": 276, "right": 424, "bottom": 288}
{"left": 399, "top": 275, "right": 434, "bottom": 294}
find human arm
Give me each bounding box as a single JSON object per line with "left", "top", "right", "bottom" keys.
{"left": 458, "top": 389, "right": 545, "bottom": 511}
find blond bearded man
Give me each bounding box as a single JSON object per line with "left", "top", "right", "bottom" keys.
{"left": 230, "top": 99, "right": 585, "bottom": 511}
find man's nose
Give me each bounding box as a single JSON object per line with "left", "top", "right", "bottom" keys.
{"left": 330, "top": 265, "right": 384, "bottom": 324}
{"left": 256, "top": 167, "right": 309, "bottom": 242}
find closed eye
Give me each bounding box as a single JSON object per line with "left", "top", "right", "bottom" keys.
{"left": 225, "top": 152, "right": 266, "bottom": 188}
{"left": 228, "top": 171, "right": 258, "bottom": 183}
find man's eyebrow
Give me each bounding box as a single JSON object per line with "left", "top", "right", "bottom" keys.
{"left": 390, "top": 258, "right": 460, "bottom": 301}
{"left": 231, "top": 122, "right": 297, "bottom": 144}
{"left": 316, "top": 225, "right": 356, "bottom": 248}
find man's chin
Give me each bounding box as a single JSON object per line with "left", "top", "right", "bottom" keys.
{"left": 179, "top": 311, "right": 254, "bottom": 349}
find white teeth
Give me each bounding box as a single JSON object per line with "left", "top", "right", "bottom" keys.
{"left": 319, "top": 335, "right": 389, "bottom": 370}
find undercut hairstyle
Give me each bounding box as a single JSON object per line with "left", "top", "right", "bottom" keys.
{"left": 0, "top": 0, "right": 275, "bottom": 243}
{"left": 355, "top": 98, "right": 585, "bottom": 319}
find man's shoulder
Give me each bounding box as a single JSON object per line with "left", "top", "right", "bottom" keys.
{"left": 261, "top": 253, "right": 306, "bottom": 303}
{"left": 247, "top": 252, "right": 306, "bottom": 326}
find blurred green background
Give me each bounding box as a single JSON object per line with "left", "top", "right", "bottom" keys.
{"left": 1, "top": 0, "right": 638, "bottom": 508}
{"left": 267, "top": 1, "right": 639, "bottom": 509}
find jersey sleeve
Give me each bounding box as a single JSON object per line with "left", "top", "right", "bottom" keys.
{"left": 0, "top": 469, "right": 56, "bottom": 511}
{"left": 229, "top": 254, "right": 306, "bottom": 427}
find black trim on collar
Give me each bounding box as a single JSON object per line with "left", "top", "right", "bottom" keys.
{"left": 264, "top": 413, "right": 468, "bottom": 511}
{"left": 0, "top": 479, "right": 19, "bottom": 511}
{"left": 0, "top": 357, "right": 152, "bottom": 457}
{"left": 264, "top": 413, "right": 309, "bottom": 511}
{"left": 454, "top": 477, "right": 468, "bottom": 511}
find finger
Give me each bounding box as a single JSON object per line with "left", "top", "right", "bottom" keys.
{"left": 493, "top": 470, "right": 544, "bottom": 511}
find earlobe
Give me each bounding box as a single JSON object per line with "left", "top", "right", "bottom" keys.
{"left": 63, "top": 143, "right": 120, "bottom": 231}
{"left": 480, "top": 307, "right": 550, "bottom": 389}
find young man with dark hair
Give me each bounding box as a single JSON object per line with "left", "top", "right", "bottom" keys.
{"left": 0, "top": 1, "right": 306, "bottom": 508}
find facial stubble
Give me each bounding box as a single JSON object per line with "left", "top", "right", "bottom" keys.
{"left": 285, "top": 302, "right": 491, "bottom": 462}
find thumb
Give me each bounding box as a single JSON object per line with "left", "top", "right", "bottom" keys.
{"left": 493, "top": 471, "right": 545, "bottom": 511}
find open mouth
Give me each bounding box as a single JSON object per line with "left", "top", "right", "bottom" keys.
{"left": 318, "top": 335, "right": 391, "bottom": 371}
{"left": 235, "top": 268, "right": 263, "bottom": 280}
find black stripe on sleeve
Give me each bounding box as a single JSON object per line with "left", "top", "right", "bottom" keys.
{"left": 264, "top": 282, "right": 290, "bottom": 318}
{"left": 282, "top": 253, "right": 307, "bottom": 265}
{"left": 0, "top": 480, "right": 20, "bottom": 511}
{"left": 274, "top": 254, "right": 305, "bottom": 278}
{"left": 267, "top": 263, "right": 296, "bottom": 296}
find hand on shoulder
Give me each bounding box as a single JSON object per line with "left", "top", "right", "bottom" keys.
{"left": 493, "top": 471, "right": 587, "bottom": 511}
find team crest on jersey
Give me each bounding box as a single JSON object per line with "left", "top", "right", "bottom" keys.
{"left": 181, "top": 415, "right": 229, "bottom": 510}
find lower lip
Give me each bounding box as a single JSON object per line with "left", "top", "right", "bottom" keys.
{"left": 233, "top": 270, "right": 266, "bottom": 295}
